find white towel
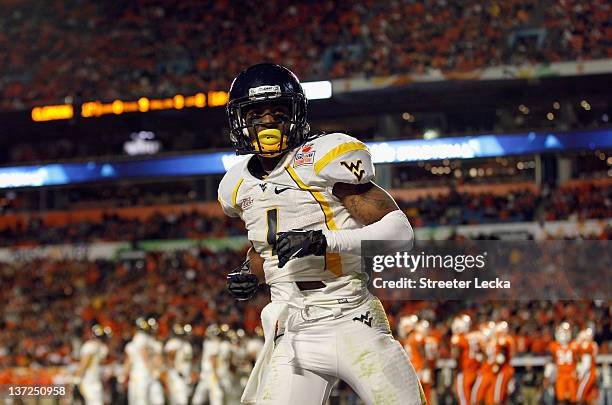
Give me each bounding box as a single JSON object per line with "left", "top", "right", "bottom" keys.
{"left": 241, "top": 301, "right": 289, "bottom": 404}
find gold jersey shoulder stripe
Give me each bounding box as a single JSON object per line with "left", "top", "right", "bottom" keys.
{"left": 286, "top": 167, "right": 336, "bottom": 230}
{"left": 285, "top": 166, "right": 342, "bottom": 276}
{"left": 232, "top": 177, "right": 244, "bottom": 209}
{"left": 314, "top": 141, "right": 368, "bottom": 176}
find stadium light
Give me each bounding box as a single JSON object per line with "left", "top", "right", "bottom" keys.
{"left": 302, "top": 81, "right": 332, "bottom": 100}
{"left": 423, "top": 129, "right": 439, "bottom": 140}
{"left": 581, "top": 100, "right": 591, "bottom": 110}
{"left": 31, "top": 104, "right": 74, "bottom": 122}
{"left": 32, "top": 81, "right": 331, "bottom": 122}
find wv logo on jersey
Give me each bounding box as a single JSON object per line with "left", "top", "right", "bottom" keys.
{"left": 353, "top": 311, "right": 372, "bottom": 327}
{"left": 340, "top": 160, "right": 365, "bottom": 181}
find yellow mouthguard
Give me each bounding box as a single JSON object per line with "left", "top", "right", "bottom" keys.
{"left": 252, "top": 128, "right": 288, "bottom": 156}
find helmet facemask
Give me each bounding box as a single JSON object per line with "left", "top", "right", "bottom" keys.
{"left": 228, "top": 92, "right": 308, "bottom": 156}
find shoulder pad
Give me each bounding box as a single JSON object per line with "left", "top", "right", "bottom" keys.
{"left": 306, "top": 133, "right": 375, "bottom": 185}
{"left": 81, "top": 341, "right": 95, "bottom": 355}
{"left": 218, "top": 158, "right": 249, "bottom": 218}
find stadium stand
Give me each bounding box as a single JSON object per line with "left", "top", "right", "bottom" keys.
{"left": 1, "top": 0, "right": 611, "bottom": 110}
{"left": 1, "top": 182, "right": 610, "bottom": 246}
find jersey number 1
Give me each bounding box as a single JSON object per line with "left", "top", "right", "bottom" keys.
{"left": 266, "top": 208, "right": 278, "bottom": 256}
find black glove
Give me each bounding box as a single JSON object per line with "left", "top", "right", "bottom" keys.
{"left": 226, "top": 259, "right": 259, "bottom": 301}
{"left": 276, "top": 229, "right": 327, "bottom": 268}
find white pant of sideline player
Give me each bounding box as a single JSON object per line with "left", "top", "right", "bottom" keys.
{"left": 167, "top": 369, "right": 190, "bottom": 405}
{"left": 256, "top": 296, "right": 424, "bottom": 405}
{"left": 191, "top": 373, "right": 224, "bottom": 405}
{"left": 80, "top": 380, "right": 104, "bottom": 405}
{"left": 128, "top": 375, "right": 165, "bottom": 405}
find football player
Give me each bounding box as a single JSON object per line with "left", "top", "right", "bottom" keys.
{"left": 546, "top": 321, "right": 579, "bottom": 404}
{"left": 451, "top": 314, "right": 479, "bottom": 405}
{"left": 245, "top": 326, "right": 265, "bottom": 369}
{"left": 122, "top": 317, "right": 164, "bottom": 405}
{"left": 490, "top": 321, "right": 515, "bottom": 404}
{"left": 220, "top": 63, "right": 422, "bottom": 405}
{"left": 471, "top": 321, "right": 496, "bottom": 405}
{"left": 75, "top": 324, "right": 111, "bottom": 405}
{"left": 221, "top": 327, "right": 249, "bottom": 404}
{"left": 192, "top": 324, "right": 224, "bottom": 405}
{"left": 576, "top": 328, "right": 598, "bottom": 405}
{"left": 164, "top": 323, "right": 193, "bottom": 405}
{"left": 404, "top": 320, "right": 434, "bottom": 404}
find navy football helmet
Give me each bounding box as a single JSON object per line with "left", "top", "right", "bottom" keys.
{"left": 227, "top": 63, "right": 309, "bottom": 156}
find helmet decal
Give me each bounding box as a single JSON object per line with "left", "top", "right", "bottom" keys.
{"left": 249, "top": 85, "right": 282, "bottom": 99}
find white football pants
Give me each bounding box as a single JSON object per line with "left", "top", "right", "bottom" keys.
{"left": 128, "top": 375, "right": 165, "bottom": 405}
{"left": 191, "top": 372, "right": 224, "bottom": 405}
{"left": 80, "top": 380, "right": 103, "bottom": 405}
{"left": 167, "top": 369, "right": 189, "bottom": 405}
{"left": 256, "top": 297, "right": 426, "bottom": 405}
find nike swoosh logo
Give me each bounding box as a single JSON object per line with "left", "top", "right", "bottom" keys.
{"left": 274, "top": 187, "right": 291, "bottom": 194}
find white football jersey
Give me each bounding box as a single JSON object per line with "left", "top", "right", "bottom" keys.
{"left": 125, "top": 332, "right": 162, "bottom": 378}
{"left": 80, "top": 339, "right": 108, "bottom": 382}
{"left": 218, "top": 133, "right": 375, "bottom": 308}
{"left": 200, "top": 337, "right": 221, "bottom": 376}
{"left": 164, "top": 337, "right": 193, "bottom": 377}
{"left": 217, "top": 340, "right": 233, "bottom": 376}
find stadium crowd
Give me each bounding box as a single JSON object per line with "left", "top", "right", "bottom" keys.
{"left": 1, "top": 0, "right": 611, "bottom": 110}
{"left": 405, "top": 183, "right": 612, "bottom": 227}
{"left": 0, "top": 247, "right": 264, "bottom": 369}
{"left": 1, "top": 183, "right": 610, "bottom": 247}
{"left": 0, "top": 211, "right": 246, "bottom": 247}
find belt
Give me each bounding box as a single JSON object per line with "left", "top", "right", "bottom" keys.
{"left": 295, "top": 281, "right": 326, "bottom": 291}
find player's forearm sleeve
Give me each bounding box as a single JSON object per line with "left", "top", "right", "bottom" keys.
{"left": 322, "top": 210, "right": 414, "bottom": 254}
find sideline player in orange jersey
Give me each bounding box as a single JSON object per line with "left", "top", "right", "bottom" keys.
{"left": 451, "top": 315, "right": 480, "bottom": 405}
{"left": 489, "top": 321, "right": 515, "bottom": 404}
{"left": 398, "top": 315, "right": 429, "bottom": 405}
{"left": 576, "top": 328, "right": 598, "bottom": 404}
{"left": 547, "top": 322, "right": 579, "bottom": 404}
{"left": 424, "top": 324, "right": 440, "bottom": 405}
{"left": 405, "top": 320, "right": 434, "bottom": 404}
{"left": 471, "top": 321, "right": 496, "bottom": 405}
